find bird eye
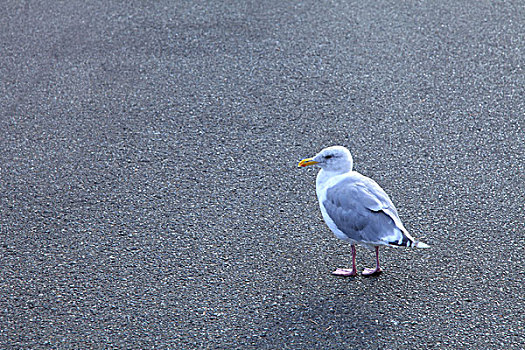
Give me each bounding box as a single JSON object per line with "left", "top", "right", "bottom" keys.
{"left": 325, "top": 155, "right": 333, "bottom": 159}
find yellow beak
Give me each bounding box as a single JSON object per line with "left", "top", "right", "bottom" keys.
{"left": 298, "top": 157, "right": 319, "bottom": 167}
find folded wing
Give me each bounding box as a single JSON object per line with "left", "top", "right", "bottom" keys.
{"left": 322, "top": 174, "right": 416, "bottom": 246}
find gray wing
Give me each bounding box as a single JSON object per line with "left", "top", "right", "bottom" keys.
{"left": 323, "top": 173, "right": 413, "bottom": 246}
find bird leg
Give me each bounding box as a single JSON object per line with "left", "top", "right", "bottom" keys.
{"left": 362, "top": 246, "right": 382, "bottom": 276}
{"left": 332, "top": 244, "right": 357, "bottom": 276}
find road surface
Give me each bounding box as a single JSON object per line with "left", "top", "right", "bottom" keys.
{"left": 1, "top": 1, "right": 523, "bottom": 348}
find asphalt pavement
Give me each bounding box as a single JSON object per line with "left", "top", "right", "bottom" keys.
{"left": 1, "top": 0, "right": 524, "bottom": 349}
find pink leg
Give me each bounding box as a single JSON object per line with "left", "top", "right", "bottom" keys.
{"left": 332, "top": 244, "right": 357, "bottom": 276}
{"left": 362, "top": 246, "right": 382, "bottom": 276}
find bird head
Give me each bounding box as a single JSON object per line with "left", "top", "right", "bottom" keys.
{"left": 298, "top": 146, "right": 353, "bottom": 173}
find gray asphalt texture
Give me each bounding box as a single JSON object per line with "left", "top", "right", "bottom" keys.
{"left": 1, "top": 1, "right": 524, "bottom": 349}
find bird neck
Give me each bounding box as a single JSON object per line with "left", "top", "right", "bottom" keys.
{"left": 316, "top": 168, "right": 350, "bottom": 188}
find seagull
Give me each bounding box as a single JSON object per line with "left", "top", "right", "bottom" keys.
{"left": 298, "top": 146, "right": 429, "bottom": 276}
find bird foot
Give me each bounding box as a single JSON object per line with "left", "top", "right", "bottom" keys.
{"left": 332, "top": 268, "right": 357, "bottom": 277}
{"left": 362, "top": 267, "right": 382, "bottom": 276}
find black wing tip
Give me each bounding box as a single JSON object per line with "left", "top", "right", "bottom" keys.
{"left": 388, "top": 236, "right": 412, "bottom": 247}
{"left": 388, "top": 236, "right": 429, "bottom": 248}
{"left": 388, "top": 237, "right": 430, "bottom": 249}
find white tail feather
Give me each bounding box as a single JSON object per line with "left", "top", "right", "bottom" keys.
{"left": 414, "top": 241, "right": 430, "bottom": 248}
